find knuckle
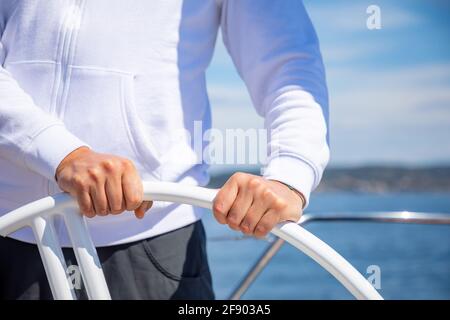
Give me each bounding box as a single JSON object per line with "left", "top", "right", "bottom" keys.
{"left": 87, "top": 168, "right": 102, "bottom": 181}
{"left": 255, "top": 224, "right": 269, "bottom": 236}
{"left": 110, "top": 203, "right": 122, "bottom": 213}
{"left": 213, "top": 212, "right": 227, "bottom": 224}
{"left": 111, "top": 208, "right": 124, "bottom": 215}
{"left": 240, "top": 225, "right": 252, "bottom": 235}
{"left": 232, "top": 172, "right": 243, "bottom": 179}
{"left": 109, "top": 197, "right": 123, "bottom": 211}
{"left": 227, "top": 212, "right": 239, "bottom": 225}
{"left": 240, "top": 222, "right": 252, "bottom": 234}
{"left": 101, "top": 159, "right": 117, "bottom": 172}
{"left": 248, "top": 177, "right": 261, "bottom": 189}
{"left": 274, "top": 199, "right": 288, "bottom": 210}
{"left": 79, "top": 205, "right": 93, "bottom": 217}
{"left": 121, "top": 159, "right": 134, "bottom": 170}
{"left": 115, "top": 203, "right": 127, "bottom": 214}
{"left": 228, "top": 222, "right": 240, "bottom": 231}
{"left": 97, "top": 209, "right": 108, "bottom": 216}
{"left": 213, "top": 201, "right": 224, "bottom": 216}
{"left": 231, "top": 172, "right": 245, "bottom": 183}
{"left": 127, "top": 196, "right": 141, "bottom": 208}
{"left": 263, "top": 188, "right": 275, "bottom": 199}
{"left": 79, "top": 206, "right": 89, "bottom": 214}
{"left": 72, "top": 175, "right": 85, "bottom": 189}
{"left": 84, "top": 211, "right": 95, "bottom": 218}
{"left": 96, "top": 204, "right": 108, "bottom": 215}
{"left": 242, "top": 213, "right": 255, "bottom": 226}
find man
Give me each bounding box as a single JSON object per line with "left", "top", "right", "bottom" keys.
{"left": 0, "top": 0, "right": 329, "bottom": 299}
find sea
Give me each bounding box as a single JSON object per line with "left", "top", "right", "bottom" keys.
{"left": 202, "top": 193, "right": 450, "bottom": 300}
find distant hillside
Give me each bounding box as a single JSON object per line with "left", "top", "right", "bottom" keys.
{"left": 207, "top": 166, "right": 450, "bottom": 193}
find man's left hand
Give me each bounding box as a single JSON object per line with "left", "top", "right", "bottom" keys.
{"left": 212, "top": 173, "right": 304, "bottom": 238}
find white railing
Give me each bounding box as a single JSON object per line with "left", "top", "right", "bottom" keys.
{"left": 0, "top": 182, "right": 383, "bottom": 300}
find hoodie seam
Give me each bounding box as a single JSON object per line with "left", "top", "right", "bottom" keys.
{"left": 49, "top": 3, "right": 71, "bottom": 116}
{"left": 59, "top": 0, "right": 86, "bottom": 120}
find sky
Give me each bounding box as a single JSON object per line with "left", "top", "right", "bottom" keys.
{"left": 205, "top": 0, "right": 450, "bottom": 168}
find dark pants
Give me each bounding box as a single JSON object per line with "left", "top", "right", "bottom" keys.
{"left": 0, "top": 220, "right": 214, "bottom": 300}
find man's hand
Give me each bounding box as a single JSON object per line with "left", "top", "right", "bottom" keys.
{"left": 212, "top": 173, "right": 304, "bottom": 238}
{"left": 56, "top": 147, "right": 152, "bottom": 219}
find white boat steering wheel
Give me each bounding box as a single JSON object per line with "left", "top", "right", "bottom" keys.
{"left": 0, "top": 181, "right": 383, "bottom": 300}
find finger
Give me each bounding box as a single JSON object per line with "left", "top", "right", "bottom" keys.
{"left": 240, "top": 192, "right": 271, "bottom": 234}
{"left": 238, "top": 179, "right": 270, "bottom": 234}
{"left": 134, "top": 201, "right": 153, "bottom": 219}
{"left": 254, "top": 209, "right": 280, "bottom": 238}
{"left": 227, "top": 186, "right": 253, "bottom": 231}
{"left": 105, "top": 174, "right": 124, "bottom": 214}
{"left": 74, "top": 190, "right": 95, "bottom": 218}
{"left": 212, "top": 174, "right": 240, "bottom": 224}
{"left": 122, "top": 170, "right": 143, "bottom": 211}
{"left": 90, "top": 182, "right": 108, "bottom": 216}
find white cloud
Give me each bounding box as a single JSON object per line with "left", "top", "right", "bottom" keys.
{"left": 328, "top": 63, "right": 450, "bottom": 165}
{"left": 320, "top": 40, "right": 391, "bottom": 64}
{"left": 329, "top": 63, "right": 450, "bottom": 128}
{"left": 207, "top": 62, "right": 450, "bottom": 165}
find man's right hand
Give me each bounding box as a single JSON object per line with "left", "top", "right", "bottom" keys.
{"left": 55, "top": 146, "right": 152, "bottom": 219}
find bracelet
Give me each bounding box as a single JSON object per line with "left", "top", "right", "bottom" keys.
{"left": 269, "top": 179, "right": 307, "bottom": 209}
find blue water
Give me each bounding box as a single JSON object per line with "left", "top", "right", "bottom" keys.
{"left": 203, "top": 193, "right": 450, "bottom": 300}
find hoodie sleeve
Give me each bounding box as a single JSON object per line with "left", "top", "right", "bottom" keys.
{"left": 0, "top": 8, "right": 88, "bottom": 182}
{"left": 220, "top": 0, "right": 330, "bottom": 206}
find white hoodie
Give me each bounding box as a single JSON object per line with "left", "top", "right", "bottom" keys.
{"left": 0, "top": 0, "right": 329, "bottom": 246}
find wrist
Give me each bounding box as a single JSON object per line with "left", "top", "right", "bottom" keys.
{"left": 268, "top": 179, "right": 306, "bottom": 209}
